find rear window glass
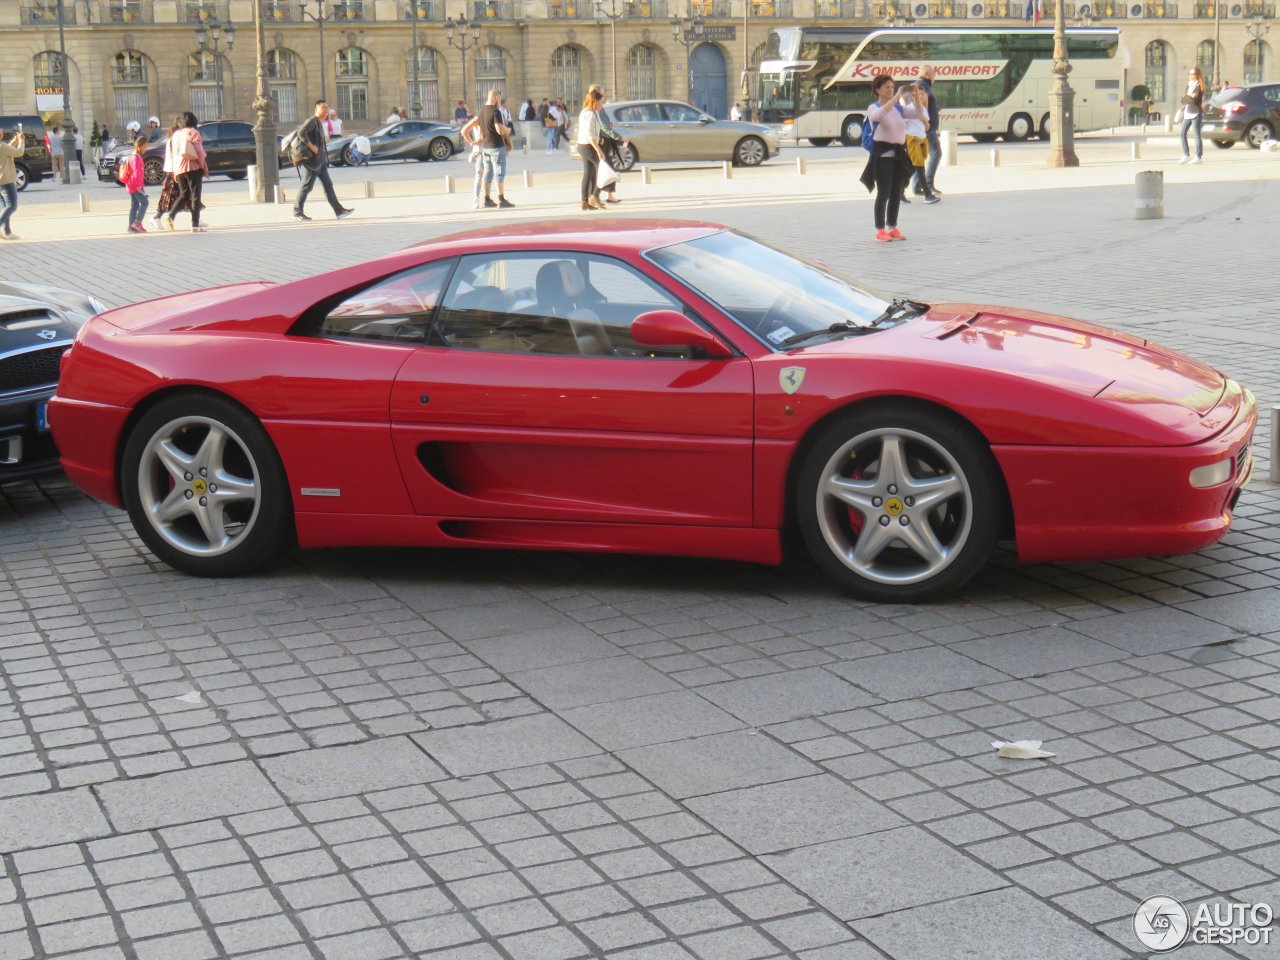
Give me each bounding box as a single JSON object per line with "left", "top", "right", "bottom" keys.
{"left": 1210, "top": 88, "right": 1246, "bottom": 107}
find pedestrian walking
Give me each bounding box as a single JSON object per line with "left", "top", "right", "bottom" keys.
{"left": 544, "top": 99, "right": 561, "bottom": 153}
{"left": 594, "top": 85, "right": 624, "bottom": 205}
{"left": 73, "top": 126, "right": 85, "bottom": 177}
{"left": 915, "top": 66, "right": 942, "bottom": 196}
{"left": 454, "top": 101, "right": 469, "bottom": 124}
{"left": 1179, "top": 66, "right": 1207, "bottom": 165}
{"left": 293, "top": 99, "right": 355, "bottom": 222}
{"left": 520, "top": 99, "right": 537, "bottom": 121}
{"left": 48, "top": 128, "right": 64, "bottom": 180}
{"left": 576, "top": 88, "right": 607, "bottom": 211}
{"left": 499, "top": 98, "right": 513, "bottom": 129}
{"left": 858, "top": 75, "right": 926, "bottom": 242}
{"left": 166, "top": 112, "right": 209, "bottom": 233}
{"left": 903, "top": 83, "right": 939, "bottom": 205}
{"left": 556, "top": 98, "right": 571, "bottom": 149}
{"left": 730, "top": 101, "right": 743, "bottom": 121}
{"left": 0, "top": 126, "right": 24, "bottom": 240}
{"left": 150, "top": 117, "right": 182, "bottom": 229}
{"left": 122, "top": 137, "right": 150, "bottom": 233}
{"left": 461, "top": 89, "right": 515, "bottom": 210}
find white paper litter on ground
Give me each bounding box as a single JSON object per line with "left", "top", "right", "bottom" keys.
{"left": 992, "top": 739, "right": 1055, "bottom": 760}
{"left": 174, "top": 690, "right": 204, "bottom": 705}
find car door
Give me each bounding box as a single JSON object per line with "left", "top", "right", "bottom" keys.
{"left": 607, "top": 103, "right": 666, "bottom": 162}
{"left": 221, "top": 122, "right": 256, "bottom": 171}
{"left": 660, "top": 101, "right": 723, "bottom": 161}
{"left": 389, "top": 250, "right": 755, "bottom": 527}
{"left": 197, "top": 123, "right": 225, "bottom": 172}
{"left": 369, "top": 123, "right": 403, "bottom": 159}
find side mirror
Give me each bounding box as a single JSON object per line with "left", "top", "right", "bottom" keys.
{"left": 699, "top": 115, "right": 713, "bottom": 124}
{"left": 631, "top": 310, "right": 732, "bottom": 358}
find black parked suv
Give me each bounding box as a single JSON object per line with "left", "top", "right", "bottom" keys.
{"left": 1203, "top": 83, "right": 1280, "bottom": 149}
{"left": 98, "top": 120, "right": 256, "bottom": 185}
{"left": 0, "top": 115, "right": 53, "bottom": 191}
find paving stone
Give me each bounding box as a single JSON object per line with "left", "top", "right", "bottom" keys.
{"left": 262, "top": 736, "right": 446, "bottom": 802}
{"left": 1178, "top": 588, "right": 1280, "bottom": 635}
{"left": 827, "top": 648, "right": 1006, "bottom": 701}
{"left": 697, "top": 669, "right": 880, "bottom": 725}
{"left": 97, "top": 761, "right": 283, "bottom": 832}
{"left": 1067, "top": 608, "right": 1237, "bottom": 656}
{"left": 509, "top": 657, "right": 679, "bottom": 710}
{"left": 0, "top": 788, "right": 111, "bottom": 852}
{"left": 953, "top": 627, "right": 1129, "bottom": 678}
{"left": 413, "top": 715, "right": 600, "bottom": 777}
{"left": 762, "top": 826, "right": 1006, "bottom": 920}
{"left": 618, "top": 731, "right": 818, "bottom": 800}
{"left": 562, "top": 691, "right": 744, "bottom": 752}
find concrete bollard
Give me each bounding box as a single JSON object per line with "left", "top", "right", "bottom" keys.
{"left": 1131, "top": 142, "right": 1142, "bottom": 160}
{"left": 522, "top": 169, "right": 533, "bottom": 188}
{"left": 274, "top": 184, "right": 286, "bottom": 204}
{"left": 641, "top": 165, "right": 652, "bottom": 185}
{"left": 443, "top": 175, "right": 454, "bottom": 194}
{"left": 940, "top": 130, "right": 958, "bottom": 167}
{"left": 363, "top": 181, "right": 374, "bottom": 199}
{"left": 722, "top": 160, "right": 733, "bottom": 180}
{"left": 1164, "top": 115, "right": 1173, "bottom": 133}
{"left": 796, "top": 156, "right": 806, "bottom": 175}
{"left": 990, "top": 149, "right": 1000, "bottom": 167}
{"left": 1135, "top": 170, "right": 1163, "bottom": 220}
{"left": 248, "top": 164, "right": 259, "bottom": 199}
{"left": 523, "top": 140, "right": 530, "bottom": 155}
{"left": 78, "top": 194, "right": 90, "bottom": 213}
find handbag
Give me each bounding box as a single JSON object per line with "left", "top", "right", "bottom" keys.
{"left": 544, "top": 117, "right": 557, "bottom": 128}
{"left": 596, "top": 159, "right": 619, "bottom": 191}
{"left": 182, "top": 134, "right": 198, "bottom": 161}
{"left": 1172, "top": 107, "right": 1185, "bottom": 124}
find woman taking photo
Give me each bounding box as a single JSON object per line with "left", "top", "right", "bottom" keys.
{"left": 859, "top": 75, "right": 928, "bottom": 242}
{"left": 1179, "top": 66, "right": 1208, "bottom": 165}
{"left": 576, "top": 88, "right": 606, "bottom": 211}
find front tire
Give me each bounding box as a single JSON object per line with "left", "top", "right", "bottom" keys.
{"left": 142, "top": 157, "right": 164, "bottom": 186}
{"left": 613, "top": 142, "right": 637, "bottom": 171}
{"left": 13, "top": 165, "right": 29, "bottom": 191}
{"left": 808, "top": 137, "right": 833, "bottom": 147}
{"left": 1005, "top": 113, "right": 1034, "bottom": 142}
{"left": 1213, "top": 139, "right": 1234, "bottom": 149}
{"left": 121, "top": 394, "right": 292, "bottom": 577}
{"left": 340, "top": 146, "right": 356, "bottom": 166}
{"left": 734, "top": 136, "right": 766, "bottom": 166}
{"left": 795, "top": 405, "right": 1004, "bottom": 602}
{"left": 225, "top": 171, "right": 247, "bottom": 180}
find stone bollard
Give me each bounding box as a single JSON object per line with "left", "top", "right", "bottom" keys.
{"left": 248, "top": 164, "right": 259, "bottom": 199}
{"left": 1131, "top": 142, "right": 1142, "bottom": 160}
{"left": 523, "top": 140, "right": 530, "bottom": 155}
{"left": 940, "top": 130, "right": 958, "bottom": 167}
{"left": 363, "top": 181, "right": 374, "bottom": 199}
{"left": 990, "top": 149, "right": 1000, "bottom": 167}
{"left": 274, "top": 184, "right": 286, "bottom": 204}
{"left": 1164, "top": 115, "right": 1173, "bottom": 133}
{"left": 796, "top": 156, "right": 806, "bottom": 175}
{"left": 641, "top": 165, "right": 652, "bottom": 185}
{"left": 722, "top": 161, "right": 733, "bottom": 180}
{"left": 78, "top": 194, "right": 90, "bottom": 213}
{"left": 443, "top": 175, "right": 454, "bottom": 194}
{"left": 522, "top": 169, "right": 533, "bottom": 188}
{"left": 1135, "top": 170, "right": 1163, "bottom": 220}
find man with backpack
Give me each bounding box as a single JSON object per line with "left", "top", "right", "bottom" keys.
{"left": 290, "top": 99, "right": 354, "bottom": 223}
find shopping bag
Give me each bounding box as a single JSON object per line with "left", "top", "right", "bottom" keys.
{"left": 596, "top": 159, "right": 619, "bottom": 190}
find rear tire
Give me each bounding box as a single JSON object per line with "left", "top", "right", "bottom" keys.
{"left": 1038, "top": 113, "right": 1051, "bottom": 140}
{"left": 142, "top": 158, "right": 164, "bottom": 186}
{"left": 429, "top": 137, "right": 453, "bottom": 161}
{"left": 1005, "top": 113, "right": 1034, "bottom": 142}
{"left": 225, "top": 171, "right": 246, "bottom": 181}
{"left": 808, "top": 137, "right": 833, "bottom": 147}
{"left": 13, "top": 165, "right": 29, "bottom": 191}
{"left": 1245, "top": 119, "right": 1273, "bottom": 148}
{"left": 840, "top": 115, "right": 864, "bottom": 147}
{"left": 972, "top": 133, "right": 999, "bottom": 143}
{"left": 340, "top": 146, "right": 355, "bottom": 166}
{"left": 1213, "top": 139, "right": 1234, "bottom": 149}
{"left": 613, "top": 142, "right": 637, "bottom": 171}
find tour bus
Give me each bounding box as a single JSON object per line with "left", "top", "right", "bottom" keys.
{"left": 756, "top": 25, "right": 1123, "bottom": 145}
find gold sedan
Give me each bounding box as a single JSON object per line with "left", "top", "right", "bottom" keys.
{"left": 603, "top": 100, "right": 782, "bottom": 171}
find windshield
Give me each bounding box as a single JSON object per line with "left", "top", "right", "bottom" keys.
{"left": 647, "top": 231, "right": 891, "bottom": 349}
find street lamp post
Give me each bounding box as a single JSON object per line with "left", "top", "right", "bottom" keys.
{"left": 1246, "top": 13, "right": 1272, "bottom": 83}
{"left": 1046, "top": 0, "right": 1079, "bottom": 167}
{"left": 593, "top": 0, "right": 633, "bottom": 96}
{"left": 301, "top": 0, "right": 335, "bottom": 103}
{"left": 444, "top": 15, "right": 482, "bottom": 111}
{"left": 409, "top": 1, "right": 422, "bottom": 117}
{"left": 251, "top": 0, "right": 278, "bottom": 203}
{"left": 1213, "top": 0, "right": 1222, "bottom": 88}
{"left": 670, "top": 13, "right": 705, "bottom": 105}
{"left": 195, "top": 17, "right": 236, "bottom": 119}
{"left": 56, "top": 0, "right": 78, "bottom": 184}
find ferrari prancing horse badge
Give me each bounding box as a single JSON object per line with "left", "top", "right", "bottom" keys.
{"left": 780, "top": 366, "right": 806, "bottom": 395}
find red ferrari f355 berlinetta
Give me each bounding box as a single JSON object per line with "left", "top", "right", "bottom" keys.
{"left": 50, "top": 221, "right": 1256, "bottom": 601}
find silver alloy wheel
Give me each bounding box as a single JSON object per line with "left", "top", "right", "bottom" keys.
{"left": 614, "top": 143, "right": 637, "bottom": 171}
{"left": 815, "top": 427, "right": 973, "bottom": 586}
{"left": 430, "top": 137, "right": 452, "bottom": 160}
{"left": 13, "top": 166, "right": 27, "bottom": 191}
{"left": 736, "top": 137, "right": 765, "bottom": 166}
{"left": 137, "top": 415, "right": 262, "bottom": 559}
{"left": 1246, "top": 121, "right": 1272, "bottom": 148}
{"left": 844, "top": 116, "right": 862, "bottom": 143}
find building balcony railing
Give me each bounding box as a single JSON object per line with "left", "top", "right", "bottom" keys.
{"left": 21, "top": 2, "right": 74, "bottom": 24}
{"left": 751, "top": 0, "right": 794, "bottom": 15}
{"left": 815, "top": 0, "right": 868, "bottom": 15}
{"left": 1140, "top": 2, "right": 1179, "bottom": 16}
{"left": 111, "top": 64, "right": 147, "bottom": 83}
{"left": 548, "top": 1, "right": 591, "bottom": 16}
{"left": 262, "top": 1, "right": 303, "bottom": 20}
{"left": 183, "top": 1, "right": 230, "bottom": 22}
{"left": 472, "top": 0, "right": 517, "bottom": 17}
{"left": 331, "top": 0, "right": 369, "bottom": 20}
{"left": 926, "top": 0, "right": 971, "bottom": 15}
{"left": 104, "top": 0, "right": 154, "bottom": 21}
{"left": 475, "top": 56, "right": 508, "bottom": 74}
{"left": 1243, "top": 1, "right": 1275, "bottom": 13}
{"left": 1081, "top": 1, "right": 1128, "bottom": 15}
{"left": 689, "top": 0, "right": 732, "bottom": 14}
{"left": 400, "top": 0, "right": 440, "bottom": 17}
{"left": 626, "top": 0, "right": 669, "bottom": 15}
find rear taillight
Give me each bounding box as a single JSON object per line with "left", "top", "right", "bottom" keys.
{"left": 1224, "top": 101, "right": 1248, "bottom": 115}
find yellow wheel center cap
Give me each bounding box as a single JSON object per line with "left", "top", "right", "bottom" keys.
{"left": 192, "top": 478, "right": 208, "bottom": 496}
{"left": 885, "top": 497, "right": 904, "bottom": 516}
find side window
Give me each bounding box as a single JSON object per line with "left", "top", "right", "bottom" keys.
{"left": 615, "top": 104, "right": 661, "bottom": 123}
{"left": 317, "top": 259, "right": 454, "bottom": 343}
{"left": 662, "top": 103, "right": 702, "bottom": 122}
{"left": 385, "top": 124, "right": 403, "bottom": 136}
{"left": 436, "top": 252, "right": 692, "bottom": 358}
{"left": 1265, "top": 86, "right": 1280, "bottom": 103}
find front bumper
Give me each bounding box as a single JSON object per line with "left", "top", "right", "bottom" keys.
{"left": 0, "top": 386, "right": 59, "bottom": 483}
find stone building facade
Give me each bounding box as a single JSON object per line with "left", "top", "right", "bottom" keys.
{"left": 1, "top": 0, "right": 1273, "bottom": 133}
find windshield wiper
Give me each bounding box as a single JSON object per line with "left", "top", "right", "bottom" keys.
{"left": 777, "top": 321, "right": 866, "bottom": 349}
{"left": 870, "top": 298, "right": 930, "bottom": 327}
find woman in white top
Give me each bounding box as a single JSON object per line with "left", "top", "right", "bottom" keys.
{"left": 858, "top": 74, "right": 928, "bottom": 242}
{"left": 576, "top": 89, "right": 606, "bottom": 211}
{"left": 1179, "top": 66, "right": 1207, "bottom": 164}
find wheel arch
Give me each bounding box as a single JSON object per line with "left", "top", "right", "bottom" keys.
{"left": 780, "top": 395, "right": 1014, "bottom": 548}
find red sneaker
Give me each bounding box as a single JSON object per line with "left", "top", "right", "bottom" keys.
{"left": 875, "top": 229, "right": 893, "bottom": 242}
{"left": 134, "top": 223, "right": 147, "bottom": 233}
{"left": 888, "top": 228, "right": 905, "bottom": 241}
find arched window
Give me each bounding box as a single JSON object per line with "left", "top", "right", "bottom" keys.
{"left": 475, "top": 45, "right": 506, "bottom": 113}
{"left": 1196, "top": 39, "right": 1215, "bottom": 81}
{"left": 34, "top": 51, "right": 64, "bottom": 87}
{"left": 266, "top": 48, "right": 299, "bottom": 124}
{"left": 551, "top": 45, "right": 583, "bottom": 109}
{"left": 406, "top": 47, "right": 440, "bottom": 120}
{"left": 188, "top": 49, "right": 227, "bottom": 119}
{"left": 1144, "top": 40, "right": 1168, "bottom": 103}
{"left": 335, "top": 46, "right": 370, "bottom": 120}
{"left": 1244, "top": 38, "right": 1269, "bottom": 85}
{"left": 627, "top": 44, "right": 657, "bottom": 101}
{"left": 112, "top": 51, "right": 150, "bottom": 129}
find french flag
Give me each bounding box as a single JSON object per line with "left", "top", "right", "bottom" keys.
{"left": 1026, "top": 0, "right": 1042, "bottom": 22}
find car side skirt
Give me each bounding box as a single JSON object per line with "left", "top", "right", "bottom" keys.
{"left": 295, "top": 512, "right": 784, "bottom": 565}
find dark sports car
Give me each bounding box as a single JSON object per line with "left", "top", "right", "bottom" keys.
{"left": 325, "top": 120, "right": 463, "bottom": 166}
{"left": 1, "top": 281, "right": 105, "bottom": 483}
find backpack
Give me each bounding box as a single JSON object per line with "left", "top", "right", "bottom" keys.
{"left": 283, "top": 121, "right": 311, "bottom": 167}
{"left": 116, "top": 155, "right": 131, "bottom": 184}
{"left": 861, "top": 102, "right": 904, "bottom": 151}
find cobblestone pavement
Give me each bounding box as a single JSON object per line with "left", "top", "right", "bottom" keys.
{"left": 1, "top": 174, "right": 1279, "bottom": 960}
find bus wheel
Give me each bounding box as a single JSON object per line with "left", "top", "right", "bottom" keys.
{"left": 972, "top": 134, "right": 998, "bottom": 143}
{"left": 1038, "top": 113, "right": 1051, "bottom": 139}
{"left": 808, "top": 138, "right": 833, "bottom": 147}
{"left": 1005, "top": 113, "right": 1034, "bottom": 142}
{"left": 840, "top": 115, "right": 863, "bottom": 147}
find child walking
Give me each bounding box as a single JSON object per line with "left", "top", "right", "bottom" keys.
{"left": 122, "top": 137, "right": 150, "bottom": 232}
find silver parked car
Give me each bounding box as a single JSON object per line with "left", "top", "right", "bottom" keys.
{"left": 602, "top": 100, "right": 781, "bottom": 171}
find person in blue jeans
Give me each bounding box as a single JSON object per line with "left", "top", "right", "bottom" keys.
{"left": 122, "top": 137, "right": 151, "bottom": 232}
{"left": 1179, "top": 66, "right": 1208, "bottom": 164}
{"left": 0, "top": 127, "right": 23, "bottom": 240}
{"left": 461, "top": 89, "right": 515, "bottom": 210}
{"left": 916, "top": 67, "right": 943, "bottom": 196}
